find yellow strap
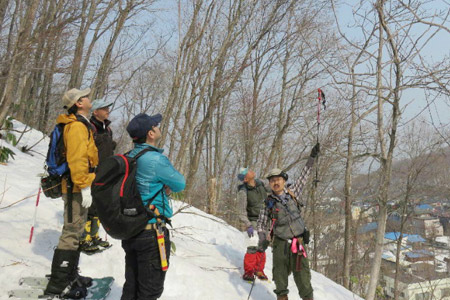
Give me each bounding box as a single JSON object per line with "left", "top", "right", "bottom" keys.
{"left": 150, "top": 205, "right": 171, "bottom": 223}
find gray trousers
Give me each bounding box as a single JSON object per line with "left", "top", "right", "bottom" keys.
{"left": 57, "top": 193, "right": 88, "bottom": 250}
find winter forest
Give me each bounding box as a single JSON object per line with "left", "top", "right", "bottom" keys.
{"left": 0, "top": 0, "right": 449, "bottom": 299}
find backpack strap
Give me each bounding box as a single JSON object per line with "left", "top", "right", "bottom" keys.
{"left": 125, "top": 146, "right": 157, "bottom": 160}
{"left": 237, "top": 183, "right": 247, "bottom": 193}
{"left": 129, "top": 147, "right": 171, "bottom": 226}
{"left": 74, "top": 114, "right": 93, "bottom": 140}
{"left": 133, "top": 147, "right": 153, "bottom": 160}
{"left": 146, "top": 187, "right": 172, "bottom": 226}
{"left": 287, "top": 189, "right": 302, "bottom": 210}
{"left": 90, "top": 121, "right": 97, "bottom": 133}
{"left": 90, "top": 121, "right": 98, "bottom": 140}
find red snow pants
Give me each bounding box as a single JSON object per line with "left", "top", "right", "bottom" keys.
{"left": 244, "top": 248, "right": 266, "bottom": 275}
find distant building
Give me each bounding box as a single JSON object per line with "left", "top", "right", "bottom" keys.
{"left": 358, "top": 222, "right": 378, "bottom": 234}
{"left": 382, "top": 264, "right": 450, "bottom": 300}
{"left": 406, "top": 234, "right": 426, "bottom": 244}
{"left": 445, "top": 257, "right": 450, "bottom": 275}
{"left": 404, "top": 250, "right": 434, "bottom": 263}
{"left": 439, "top": 216, "right": 450, "bottom": 236}
{"left": 384, "top": 232, "right": 409, "bottom": 247}
{"left": 414, "top": 204, "right": 433, "bottom": 216}
{"left": 411, "top": 216, "right": 444, "bottom": 238}
{"left": 352, "top": 205, "right": 361, "bottom": 220}
{"left": 352, "top": 203, "right": 376, "bottom": 221}
{"left": 406, "top": 234, "right": 427, "bottom": 250}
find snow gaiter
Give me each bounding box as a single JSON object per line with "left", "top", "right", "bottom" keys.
{"left": 255, "top": 251, "right": 266, "bottom": 273}
{"left": 45, "top": 249, "right": 87, "bottom": 299}
{"left": 73, "top": 248, "right": 93, "bottom": 287}
{"left": 244, "top": 246, "right": 258, "bottom": 276}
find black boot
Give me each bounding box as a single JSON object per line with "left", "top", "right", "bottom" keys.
{"left": 44, "top": 249, "right": 87, "bottom": 299}
{"left": 73, "top": 249, "right": 93, "bottom": 288}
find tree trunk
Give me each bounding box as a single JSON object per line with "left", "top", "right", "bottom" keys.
{"left": 91, "top": 0, "right": 134, "bottom": 100}
{"left": 366, "top": 1, "right": 402, "bottom": 298}
{"left": 0, "top": 0, "right": 9, "bottom": 33}
{"left": 0, "top": 0, "right": 40, "bottom": 126}
{"left": 342, "top": 117, "right": 354, "bottom": 288}
{"left": 208, "top": 177, "right": 217, "bottom": 215}
{"left": 68, "top": 0, "right": 97, "bottom": 89}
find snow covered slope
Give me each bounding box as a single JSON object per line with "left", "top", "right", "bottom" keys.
{"left": 0, "top": 120, "right": 363, "bottom": 300}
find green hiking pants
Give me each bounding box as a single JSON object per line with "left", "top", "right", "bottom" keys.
{"left": 272, "top": 236, "right": 313, "bottom": 299}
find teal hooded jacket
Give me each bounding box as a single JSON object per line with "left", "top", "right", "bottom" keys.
{"left": 128, "top": 143, "right": 186, "bottom": 224}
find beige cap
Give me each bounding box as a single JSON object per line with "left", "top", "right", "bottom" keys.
{"left": 62, "top": 88, "right": 91, "bottom": 108}
{"left": 266, "top": 168, "right": 288, "bottom": 180}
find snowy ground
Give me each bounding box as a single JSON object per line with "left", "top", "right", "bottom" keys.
{"left": 0, "top": 120, "right": 364, "bottom": 300}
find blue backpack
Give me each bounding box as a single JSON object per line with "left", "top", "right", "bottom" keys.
{"left": 46, "top": 123, "right": 69, "bottom": 176}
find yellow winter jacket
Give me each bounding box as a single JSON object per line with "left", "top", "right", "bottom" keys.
{"left": 56, "top": 114, "right": 98, "bottom": 193}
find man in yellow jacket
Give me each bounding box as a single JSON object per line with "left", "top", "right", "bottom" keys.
{"left": 45, "top": 88, "right": 99, "bottom": 299}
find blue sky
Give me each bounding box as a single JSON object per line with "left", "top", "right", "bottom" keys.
{"left": 335, "top": 0, "right": 450, "bottom": 125}
{"left": 147, "top": 0, "right": 449, "bottom": 126}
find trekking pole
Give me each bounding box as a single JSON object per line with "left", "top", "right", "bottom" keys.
{"left": 314, "top": 89, "right": 326, "bottom": 187}
{"left": 29, "top": 187, "right": 42, "bottom": 243}
{"left": 247, "top": 274, "right": 256, "bottom": 300}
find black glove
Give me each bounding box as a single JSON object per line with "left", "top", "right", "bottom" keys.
{"left": 258, "top": 232, "right": 269, "bottom": 250}
{"left": 310, "top": 143, "right": 320, "bottom": 158}
{"left": 259, "top": 240, "right": 270, "bottom": 251}
{"left": 302, "top": 229, "right": 310, "bottom": 244}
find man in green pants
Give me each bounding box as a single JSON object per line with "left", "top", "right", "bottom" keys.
{"left": 256, "top": 143, "right": 320, "bottom": 300}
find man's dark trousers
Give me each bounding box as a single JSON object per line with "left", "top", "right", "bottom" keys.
{"left": 121, "top": 227, "right": 171, "bottom": 300}
{"left": 272, "top": 236, "right": 313, "bottom": 299}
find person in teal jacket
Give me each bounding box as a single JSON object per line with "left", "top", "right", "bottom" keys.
{"left": 122, "top": 113, "right": 185, "bottom": 300}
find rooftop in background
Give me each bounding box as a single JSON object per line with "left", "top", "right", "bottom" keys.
{"left": 416, "top": 204, "right": 433, "bottom": 210}
{"left": 404, "top": 250, "right": 434, "bottom": 259}
{"left": 385, "top": 232, "right": 408, "bottom": 241}
{"left": 358, "top": 222, "right": 378, "bottom": 234}
{"left": 413, "top": 215, "right": 440, "bottom": 220}
{"left": 406, "top": 235, "right": 426, "bottom": 243}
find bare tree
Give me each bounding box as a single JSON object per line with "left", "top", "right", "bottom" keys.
{"left": 0, "top": 0, "right": 39, "bottom": 126}
{"left": 367, "top": 0, "right": 448, "bottom": 298}
{"left": 391, "top": 122, "right": 441, "bottom": 300}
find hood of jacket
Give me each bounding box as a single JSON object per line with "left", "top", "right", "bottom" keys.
{"left": 56, "top": 113, "right": 78, "bottom": 125}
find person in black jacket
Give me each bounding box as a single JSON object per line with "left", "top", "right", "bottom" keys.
{"left": 80, "top": 98, "right": 116, "bottom": 252}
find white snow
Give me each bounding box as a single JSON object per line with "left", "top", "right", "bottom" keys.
{"left": 0, "top": 120, "right": 364, "bottom": 300}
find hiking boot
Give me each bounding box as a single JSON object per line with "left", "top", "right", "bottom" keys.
{"left": 93, "top": 237, "right": 110, "bottom": 248}
{"left": 64, "top": 284, "right": 87, "bottom": 299}
{"left": 75, "top": 272, "right": 92, "bottom": 288}
{"left": 80, "top": 240, "right": 99, "bottom": 253}
{"left": 277, "top": 295, "right": 288, "bottom": 300}
{"left": 243, "top": 272, "right": 255, "bottom": 282}
{"left": 255, "top": 271, "right": 268, "bottom": 281}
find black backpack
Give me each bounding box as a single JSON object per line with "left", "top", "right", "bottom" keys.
{"left": 91, "top": 148, "right": 162, "bottom": 240}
